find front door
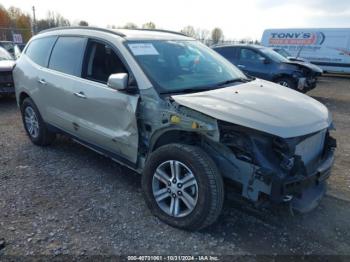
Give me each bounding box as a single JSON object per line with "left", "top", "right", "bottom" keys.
{"left": 237, "top": 47, "right": 272, "bottom": 80}
{"left": 69, "top": 39, "right": 139, "bottom": 163}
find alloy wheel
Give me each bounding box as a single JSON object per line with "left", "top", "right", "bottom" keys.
{"left": 24, "top": 106, "right": 39, "bottom": 138}
{"left": 152, "top": 160, "right": 198, "bottom": 218}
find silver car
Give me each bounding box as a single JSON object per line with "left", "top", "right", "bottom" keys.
{"left": 13, "top": 27, "right": 336, "bottom": 230}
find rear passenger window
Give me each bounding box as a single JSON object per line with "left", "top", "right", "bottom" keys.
{"left": 25, "top": 37, "right": 56, "bottom": 67}
{"left": 239, "top": 48, "right": 264, "bottom": 63}
{"left": 49, "top": 37, "right": 86, "bottom": 77}
{"left": 83, "top": 40, "right": 127, "bottom": 83}
{"left": 215, "top": 47, "right": 235, "bottom": 60}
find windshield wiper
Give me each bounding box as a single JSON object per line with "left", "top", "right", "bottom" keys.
{"left": 160, "top": 78, "right": 251, "bottom": 95}
{"left": 161, "top": 87, "right": 213, "bottom": 95}
{"left": 214, "top": 78, "right": 250, "bottom": 87}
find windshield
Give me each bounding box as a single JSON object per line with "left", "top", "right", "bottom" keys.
{"left": 0, "top": 47, "right": 13, "bottom": 61}
{"left": 274, "top": 48, "right": 291, "bottom": 58}
{"left": 260, "top": 48, "right": 289, "bottom": 63}
{"left": 126, "top": 40, "right": 247, "bottom": 94}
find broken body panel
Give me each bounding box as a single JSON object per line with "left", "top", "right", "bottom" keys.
{"left": 14, "top": 28, "right": 336, "bottom": 213}
{"left": 136, "top": 80, "right": 335, "bottom": 212}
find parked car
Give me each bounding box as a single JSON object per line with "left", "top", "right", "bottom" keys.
{"left": 273, "top": 47, "right": 324, "bottom": 76}
{"left": 213, "top": 44, "right": 320, "bottom": 92}
{"left": 0, "top": 46, "right": 16, "bottom": 96}
{"left": 0, "top": 41, "right": 21, "bottom": 59}
{"left": 261, "top": 28, "right": 350, "bottom": 74}
{"left": 13, "top": 27, "right": 336, "bottom": 230}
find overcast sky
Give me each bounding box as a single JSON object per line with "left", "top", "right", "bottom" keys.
{"left": 1, "top": 0, "right": 350, "bottom": 40}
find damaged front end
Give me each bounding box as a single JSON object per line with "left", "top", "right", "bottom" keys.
{"left": 211, "top": 121, "right": 336, "bottom": 213}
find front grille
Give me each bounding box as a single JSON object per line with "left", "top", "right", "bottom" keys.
{"left": 295, "top": 130, "right": 326, "bottom": 170}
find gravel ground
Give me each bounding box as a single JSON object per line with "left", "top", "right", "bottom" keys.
{"left": 0, "top": 76, "right": 349, "bottom": 258}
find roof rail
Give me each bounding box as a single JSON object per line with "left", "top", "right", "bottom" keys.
{"left": 38, "top": 26, "right": 126, "bottom": 37}
{"left": 128, "top": 28, "right": 188, "bottom": 37}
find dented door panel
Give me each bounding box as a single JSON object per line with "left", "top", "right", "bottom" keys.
{"left": 69, "top": 78, "right": 139, "bottom": 163}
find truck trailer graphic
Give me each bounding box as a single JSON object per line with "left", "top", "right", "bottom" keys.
{"left": 262, "top": 28, "right": 350, "bottom": 74}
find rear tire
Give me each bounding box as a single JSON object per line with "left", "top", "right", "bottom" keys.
{"left": 20, "top": 97, "right": 56, "bottom": 146}
{"left": 142, "top": 143, "right": 224, "bottom": 231}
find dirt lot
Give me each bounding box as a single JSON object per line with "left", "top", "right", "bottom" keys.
{"left": 0, "top": 76, "right": 349, "bottom": 258}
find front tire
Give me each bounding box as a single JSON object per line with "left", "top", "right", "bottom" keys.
{"left": 275, "top": 77, "right": 297, "bottom": 90}
{"left": 142, "top": 143, "right": 224, "bottom": 231}
{"left": 20, "top": 97, "right": 56, "bottom": 146}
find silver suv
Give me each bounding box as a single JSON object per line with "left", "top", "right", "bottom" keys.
{"left": 13, "top": 27, "right": 336, "bottom": 230}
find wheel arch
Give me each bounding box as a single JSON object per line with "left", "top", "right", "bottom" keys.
{"left": 271, "top": 73, "right": 296, "bottom": 82}
{"left": 149, "top": 129, "right": 205, "bottom": 153}
{"left": 18, "top": 91, "right": 30, "bottom": 107}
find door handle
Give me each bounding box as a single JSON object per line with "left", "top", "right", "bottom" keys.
{"left": 73, "top": 91, "right": 87, "bottom": 99}
{"left": 237, "top": 65, "right": 245, "bottom": 69}
{"left": 37, "top": 78, "right": 47, "bottom": 85}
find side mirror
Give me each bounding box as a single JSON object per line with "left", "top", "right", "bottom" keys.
{"left": 107, "top": 73, "right": 128, "bottom": 91}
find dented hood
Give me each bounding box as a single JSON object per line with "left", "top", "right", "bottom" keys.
{"left": 285, "top": 60, "right": 323, "bottom": 74}
{"left": 172, "top": 79, "right": 331, "bottom": 138}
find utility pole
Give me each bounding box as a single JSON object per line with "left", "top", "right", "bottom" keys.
{"left": 32, "top": 6, "right": 37, "bottom": 35}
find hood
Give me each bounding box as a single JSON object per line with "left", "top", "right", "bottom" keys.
{"left": 172, "top": 79, "right": 331, "bottom": 138}
{"left": 0, "top": 60, "right": 15, "bottom": 72}
{"left": 286, "top": 60, "right": 323, "bottom": 74}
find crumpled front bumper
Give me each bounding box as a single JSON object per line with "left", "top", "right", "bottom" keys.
{"left": 270, "top": 136, "right": 336, "bottom": 212}
{"left": 297, "top": 77, "right": 317, "bottom": 92}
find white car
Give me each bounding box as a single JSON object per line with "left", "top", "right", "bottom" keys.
{"left": 13, "top": 27, "right": 336, "bottom": 230}
{"left": 0, "top": 46, "right": 16, "bottom": 96}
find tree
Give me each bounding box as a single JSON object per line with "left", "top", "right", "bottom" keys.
{"left": 13, "top": 13, "right": 31, "bottom": 42}
{"left": 142, "top": 21, "right": 156, "bottom": 29}
{"left": 211, "top": 27, "right": 223, "bottom": 44}
{"left": 4, "top": 6, "right": 32, "bottom": 42}
{"left": 78, "top": 20, "right": 89, "bottom": 26}
{"left": 36, "top": 11, "right": 70, "bottom": 33}
{"left": 180, "top": 25, "right": 195, "bottom": 37}
{"left": 122, "top": 22, "right": 138, "bottom": 29}
{"left": 0, "top": 6, "right": 12, "bottom": 40}
{"left": 0, "top": 5, "right": 11, "bottom": 27}
{"left": 36, "top": 19, "right": 51, "bottom": 32}
{"left": 46, "top": 11, "right": 70, "bottom": 28}
{"left": 195, "top": 28, "right": 209, "bottom": 43}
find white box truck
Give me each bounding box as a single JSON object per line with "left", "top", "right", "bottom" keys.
{"left": 261, "top": 28, "right": 350, "bottom": 74}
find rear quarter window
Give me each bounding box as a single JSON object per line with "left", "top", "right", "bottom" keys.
{"left": 25, "top": 37, "right": 57, "bottom": 67}
{"left": 214, "top": 47, "right": 236, "bottom": 60}
{"left": 48, "top": 36, "right": 87, "bottom": 77}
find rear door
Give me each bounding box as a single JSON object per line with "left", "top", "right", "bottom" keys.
{"left": 20, "top": 36, "right": 57, "bottom": 120}
{"left": 69, "top": 39, "right": 139, "bottom": 163}
{"left": 44, "top": 36, "right": 87, "bottom": 133}
{"left": 237, "top": 47, "right": 272, "bottom": 79}
{"left": 214, "top": 46, "right": 237, "bottom": 64}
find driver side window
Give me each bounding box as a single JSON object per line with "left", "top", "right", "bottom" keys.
{"left": 83, "top": 40, "right": 127, "bottom": 84}
{"left": 239, "top": 48, "right": 265, "bottom": 64}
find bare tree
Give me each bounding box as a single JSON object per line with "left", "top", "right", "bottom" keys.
{"left": 142, "top": 21, "right": 156, "bottom": 29}
{"left": 211, "top": 27, "right": 224, "bottom": 44}
{"left": 36, "top": 11, "right": 70, "bottom": 32}
{"left": 78, "top": 20, "right": 89, "bottom": 26}
{"left": 122, "top": 22, "right": 138, "bottom": 29}
{"left": 180, "top": 25, "right": 196, "bottom": 37}
{"left": 195, "top": 28, "right": 209, "bottom": 43}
